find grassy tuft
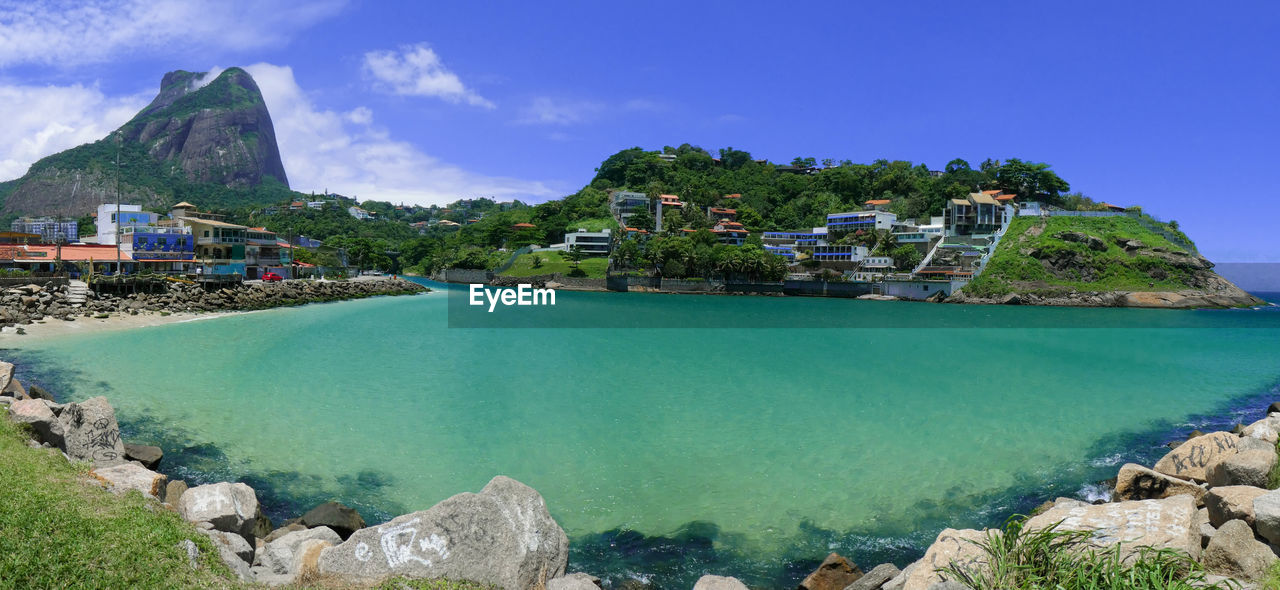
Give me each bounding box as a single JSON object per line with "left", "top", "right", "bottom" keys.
{"left": 1261, "top": 560, "right": 1280, "bottom": 590}
{"left": 1269, "top": 439, "right": 1280, "bottom": 490}
{"left": 939, "top": 516, "right": 1233, "bottom": 590}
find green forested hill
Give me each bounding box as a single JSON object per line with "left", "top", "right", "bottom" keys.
{"left": 396, "top": 144, "right": 1115, "bottom": 273}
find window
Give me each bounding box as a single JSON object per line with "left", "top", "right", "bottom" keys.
{"left": 203, "top": 230, "right": 210, "bottom": 237}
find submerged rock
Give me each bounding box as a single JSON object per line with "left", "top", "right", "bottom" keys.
{"left": 317, "top": 475, "right": 568, "bottom": 589}
{"left": 297, "top": 501, "right": 365, "bottom": 540}
{"left": 123, "top": 443, "right": 163, "bottom": 469}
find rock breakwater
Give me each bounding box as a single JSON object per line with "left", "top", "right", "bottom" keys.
{"left": 0, "top": 278, "right": 426, "bottom": 330}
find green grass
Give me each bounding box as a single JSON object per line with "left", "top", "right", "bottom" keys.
{"left": 940, "top": 517, "right": 1233, "bottom": 590}
{"left": 563, "top": 217, "right": 620, "bottom": 233}
{"left": 1262, "top": 561, "right": 1280, "bottom": 590}
{"left": 965, "top": 216, "right": 1204, "bottom": 298}
{"left": 1268, "top": 439, "right": 1280, "bottom": 490}
{"left": 498, "top": 251, "right": 609, "bottom": 279}
{"left": 0, "top": 414, "right": 235, "bottom": 589}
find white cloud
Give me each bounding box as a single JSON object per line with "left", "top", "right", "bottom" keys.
{"left": 243, "top": 63, "right": 554, "bottom": 205}
{"left": 0, "top": 0, "right": 346, "bottom": 67}
{"left": 516, "top": 97, "right": 604, "bottom": 126}
{"left": 0, "top": 82, "right": 149, "bottom": 180}
{"left": 516, "top": 96, "right": 667, "bottom": 126}
{"left": 361, "top": 43, "right": 494, "bottom": 109}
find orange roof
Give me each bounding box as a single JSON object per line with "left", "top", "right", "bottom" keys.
{"left": 723, "top": 193, "right": 741, "bottom": 199}
{"left": 864, "top": 199, "right": 891, "bottom": 205}
{"left": 659, "top": 194, "right": 680, "bottom": 200}
{"left": 290, "top": 201, "right": 305, "bottom": 206}
{"left": 995, "top": 194, "right": 1016, "bottom": 201}
{"left": 981, "top": 190, "right": 1001, "bottom": 195}
{"left": 709, "top": 207, "right": 736, "bottom": 214}
{"left": 2, "top": 244, "right": 125, "bottom": 262}
{"left": 512, "top": 223, "right": 536, "bottom": 228}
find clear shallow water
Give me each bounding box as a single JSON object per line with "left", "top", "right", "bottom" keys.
{"left": 5, "top": 284, "right": 1280, "bottom": 588}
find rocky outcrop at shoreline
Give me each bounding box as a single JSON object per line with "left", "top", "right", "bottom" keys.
{"left": 946, "top": 286, "right": 1266, "bottom": 309}
{"left": 0, "top": 277, "right": 427, "bottom": 330}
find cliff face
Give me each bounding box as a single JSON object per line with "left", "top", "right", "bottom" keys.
{"left": 1, "top": 67, "right": 290, "bottom": 217}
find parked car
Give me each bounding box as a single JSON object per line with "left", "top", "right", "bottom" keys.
{"left": 261, "top": 272, "right": 283, "bottom": 282}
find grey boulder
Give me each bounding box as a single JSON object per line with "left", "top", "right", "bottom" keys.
{"left": 1206, "top": 450, "right": 1277, "bottom": 488}
{"left": 1201, "top": 519, "right": 1278, "bottom": 581}
{"left": 298, "top": 501, "right": 366, "bottom": 540}
{"left": 1113, "top": 463, "right": 1205, "bottom": 502}
{"left": 56, "top": 396, "right": 126, "bottom": 465}
{"left": 259, "top": 526, "right": 342, "bottom": 576}
{"left": 1206, "top": 486, "right": 1269, "bottom": 527}
{"left": 317, "top": 475, "right": 569, "bottom": 589}
{"left": 548, "top": 572, "right": 604, "bottom": 590}
{"left": 691, "top": 574, "right": 748, "bottom": 590}
{"left": 1153, "top": 431, "right": 1242, "bottom": 482}
{"left": 202, "top": 529, "right": 254, "bottom": 564}
{"left": 8, "top": 398, "right": 64, "bottom": 448}
{"left": 0, "top": 360, "right": 13, "bottom": 391}
{"left": 123, "top": 443, "right": 163, "bottom": 469}
{"left": 846, "top": 563, "right": 903, "bottom": 590}
{"left": 1252, "top": 490, "right": 1280, "bottom": 544}
{"left": 178, "top": 482, "right": 260, "bottom": 546}
{"left": 91, "top": 462, "right": 167, "bottom": 500}
{"left": 1025, "top": 495, "right": 1200, "bottom": 560}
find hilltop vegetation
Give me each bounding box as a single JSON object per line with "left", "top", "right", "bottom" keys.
{"left": 964, "top": 215, "right": 1215, "bottom": 297}
{"left": 381, "top": 145, "right": 1119, "bottom": 274}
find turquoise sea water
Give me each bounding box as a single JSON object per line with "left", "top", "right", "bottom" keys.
{"left": 6, "top": 282, "right": 1280, "bottom": 588}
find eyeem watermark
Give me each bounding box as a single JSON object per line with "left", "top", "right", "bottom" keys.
{"left": 468, "top": 283, "right": 556, "bottom": 312}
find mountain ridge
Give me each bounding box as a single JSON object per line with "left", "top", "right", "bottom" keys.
{"left": 0, "top": 67, "right": 291, "bottom": 218}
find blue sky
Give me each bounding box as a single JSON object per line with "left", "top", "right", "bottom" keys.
{"left": 0, "top": 1, "right": 1276, "bottom": 260}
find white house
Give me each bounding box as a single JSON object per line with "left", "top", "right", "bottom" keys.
{"left": 96, "top": 203, "right": 159, "bottom": 245}
{"left": 564, "top": 228, "right": 612, "bottom": 255}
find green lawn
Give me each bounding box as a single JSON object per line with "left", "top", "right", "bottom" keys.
{"left": 0, "top": 414, "right": 235, "bottom": 589}
{"left": 964, "top": 215, "right": 1206, "bottom": 298}
{"left": 499, "top": 251, "right": 609, "bottom": 278}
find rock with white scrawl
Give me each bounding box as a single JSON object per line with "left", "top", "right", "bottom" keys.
{"left": 317, "top": 476, "right": 568, "bottom": 590}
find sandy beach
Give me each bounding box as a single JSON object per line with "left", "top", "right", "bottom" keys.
{"left": 0, "top": 310, "right": 242, "bottom": 344}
